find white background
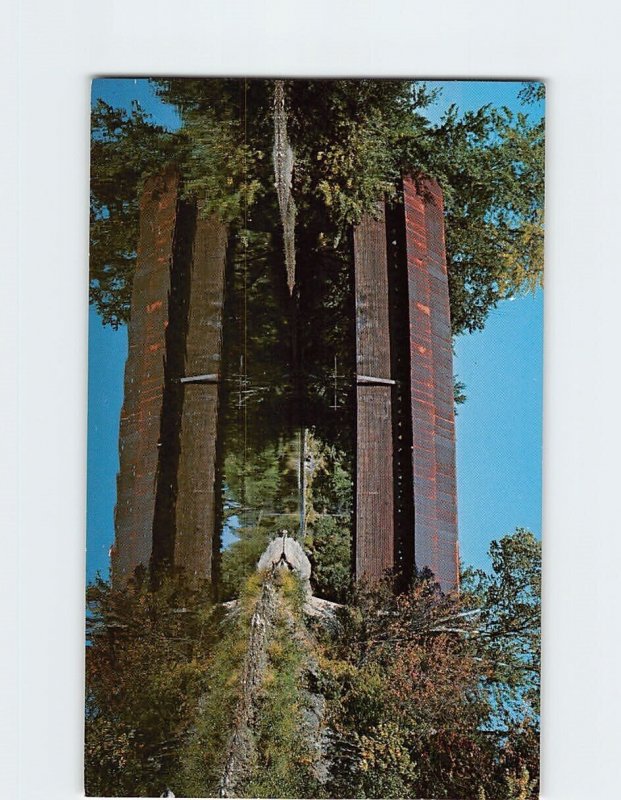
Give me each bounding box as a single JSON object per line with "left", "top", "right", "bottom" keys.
{"left": 6, "top": 1, "right": 621, "bottom": 798}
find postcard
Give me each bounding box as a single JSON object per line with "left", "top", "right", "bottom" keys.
{"left": 86, "top": 78, "right": 543, "bottom": 799}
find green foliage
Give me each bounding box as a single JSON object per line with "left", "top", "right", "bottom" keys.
{"left": 318, "top": 529, "right": 541, "bottom": 800}
{"left": 519, "top": 82, "right": 546, "bottom": 105}
{"left": 179, "top": 589, "right": 252, "bottom": 794}
{"left": 287, "top": 80, "right": 435, "bottom": 228}
{"left": 302, "top": 438, "right": 353, "bottom": 602}
{"left": 220, "top": 517, "right": 287, "bottom": 601}
{"left": 505, "top": 767, "right": 539, "bottom": 800}
{"left": 89, "top": 100, "right": 179, "bottom": 327}
{"left": 220, "top": 436, "right": 354, "bottom": 603}
{"left": 414, "top": 97, "right": 544, "bottom": 334}
{"left": 245, "top": 614, "right": 317, "bottom": 796}
{"left": 454, "top": 376, "right": 467, "bottom": 411}
{"left": 84, "top": 573, "right": 217, "bottom": 797}
{"left": 305, "top": 516, "right": 351, "bottom": 602}
{"left": 357, "top": 721, "right": 419, "bottom": 798}
{"left": 90, "top": 79, "right": 544, "bottom": 335}
{"left": 155, "top": 80, "right": 281, "bottom": 238}
{"left": 462, "top": 528, "right": 541, "bottom": 714}
{"left": 85, "top": 530, "right": 540, "bottom": 798}
{"left": 305, "top": 441, "right": 353, "bottom": 516}
{"left": 219, "top": 438, "right": 301, "bottom": 600}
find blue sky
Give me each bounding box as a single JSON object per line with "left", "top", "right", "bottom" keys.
{"left": 86, "top": 78, "right": 543, "bottom": 580}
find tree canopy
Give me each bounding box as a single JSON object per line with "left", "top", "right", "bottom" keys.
{"left": 90, "top": 79, "right": 544, "bottom": 334}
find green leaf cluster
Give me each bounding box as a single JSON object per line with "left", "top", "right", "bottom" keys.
{"left": 84, "top": 573, "right": 217, "bottom": 797}
{"left": 90, "top": 79, "right": 544, "bottom": 335}
{"left": 462, "top": 528, "right": 541, "bottom": 714}
{"left": 89, "top": 100, "right": 178, "bottom": 327}
{"left": 317, "top": 529, "right": 541, "bottom": 799}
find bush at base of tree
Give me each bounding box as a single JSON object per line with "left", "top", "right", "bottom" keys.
{"left": 85, "top": 573, "right": 218, "bottom": 797}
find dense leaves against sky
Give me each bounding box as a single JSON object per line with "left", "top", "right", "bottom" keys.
{"left": 89, "top": 79, "right": 544, "bottom": 334}
{"left": 314, "top": 528, "right": 541, "bottom": 799}
{"left": 90, "top": 101, "right": 179, "bottom": 328}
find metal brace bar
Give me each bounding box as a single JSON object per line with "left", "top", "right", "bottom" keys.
{"left": 356, "top": 374, "right": 396, "bottom": 386}
{"left": 178, "top": 373, "right": 220, "bottom": 385}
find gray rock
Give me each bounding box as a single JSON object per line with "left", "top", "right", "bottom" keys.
{"left": 257, "top": 533, "right": 312, "bottom": 588}
{"left": 304, "top": 595, "right": 341, "bottom": 620}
